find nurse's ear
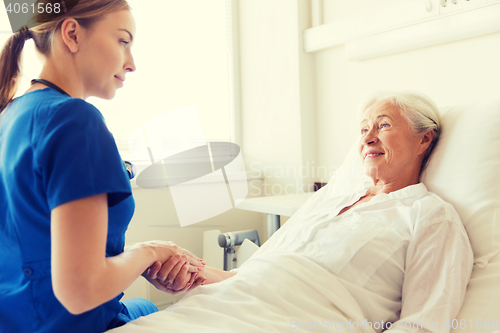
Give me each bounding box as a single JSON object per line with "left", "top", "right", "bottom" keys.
{"left": 59, "top": 18, "right": 84, "bottom": 54}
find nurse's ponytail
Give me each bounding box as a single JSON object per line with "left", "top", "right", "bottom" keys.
{"left": 0, "top": 27, "right": 32, "bottom": 113}
{"left": 0, "top": 0, "right": 130, "bottom": 113}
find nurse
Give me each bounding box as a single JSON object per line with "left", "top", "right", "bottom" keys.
{"left": 0, "top": 0, "right": 203, "bottom": 331}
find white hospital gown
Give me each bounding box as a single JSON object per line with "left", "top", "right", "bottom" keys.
{"left": 252, "top": 182, "right": 474, "bottom": 333}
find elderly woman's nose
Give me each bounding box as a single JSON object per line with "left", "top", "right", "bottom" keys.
{"left": 362, "top": 129, "right": 379, "bottom": 145}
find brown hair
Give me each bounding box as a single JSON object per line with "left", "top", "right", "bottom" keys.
{"left": 0, "top": 0, "right": 130, "bottom": 113}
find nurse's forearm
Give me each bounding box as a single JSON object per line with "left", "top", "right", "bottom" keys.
{"left": 51, "top": 194, "right": 201, "bottom": 315}
{"left": 54, "top": 241, "right": 200, "bottom": 315}
{"left": 53, "top": 240, "right": 160, "bottom": 315}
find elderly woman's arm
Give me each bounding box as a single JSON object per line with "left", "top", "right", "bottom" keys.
{"left": 387, "top": 202, "right": 473, "bottom": 333}
{"left": 198, "top": 266, "right": 237, "bottom": 284}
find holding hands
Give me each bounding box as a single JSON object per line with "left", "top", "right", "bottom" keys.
{"left": 140, "top": 241, "right": 207, "bottom": 294}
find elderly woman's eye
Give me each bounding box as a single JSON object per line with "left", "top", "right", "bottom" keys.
{"left": 380, "top": 123, "right": 389, "bottom": 129}
{"left": 361, "top": 129, "right": 368, "bottom": 134}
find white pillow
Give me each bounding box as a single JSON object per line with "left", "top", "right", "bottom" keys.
{"left": 422, "top": 96, "right": 500, "bottom": 268}
{"left": 452, "top": 252, "right": 500, "bottom": 332}
{"left": 325, "top": 95, "right": 500, "bottom": 268}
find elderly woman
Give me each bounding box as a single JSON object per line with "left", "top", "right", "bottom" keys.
{"left": 113, "top": 91, "right": 473, "bottom": 333}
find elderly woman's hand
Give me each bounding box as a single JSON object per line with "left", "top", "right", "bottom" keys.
{"left": 162, "top": 264, "right": 236, "bottom": 294}
{"left": 144, "top": 255, "right": 206, "bottom": 295}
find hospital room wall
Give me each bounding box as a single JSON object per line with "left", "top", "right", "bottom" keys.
{"left": 315, "top": 1, "right": 500, "bottom": 169}
{"left": 236, "top": 0, "right": 500, "bottom": 189}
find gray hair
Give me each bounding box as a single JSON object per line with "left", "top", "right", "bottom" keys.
{"left": 360, "top": 90, "right": 441, "bottom": 171}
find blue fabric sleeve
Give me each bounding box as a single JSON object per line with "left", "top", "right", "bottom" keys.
{"left": 107, "top": 299, "right": 158, "bottom": 329}
{"left": 33, "top": 98, "right": 131, "bottom": 210}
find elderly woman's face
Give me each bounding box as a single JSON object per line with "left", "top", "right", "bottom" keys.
{"left": 359, "top": 101, "right": 425, "bottom": 182}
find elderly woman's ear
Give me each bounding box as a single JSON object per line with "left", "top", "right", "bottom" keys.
{"left": 418, "top": 130, "right": 435, "bottom": 156}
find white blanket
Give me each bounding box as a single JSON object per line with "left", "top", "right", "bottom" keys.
{"left": 109, "top": 251, "right": 377, "bottom": 333}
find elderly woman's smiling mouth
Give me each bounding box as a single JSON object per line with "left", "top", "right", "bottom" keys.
{"left": 364, "top": 150, "right": 385, "bottom": 159}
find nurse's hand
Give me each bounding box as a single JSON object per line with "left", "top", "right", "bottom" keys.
{"left": 142, "top": 240, "right": 203, "bottom": 268}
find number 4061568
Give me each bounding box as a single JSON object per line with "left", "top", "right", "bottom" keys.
{"left": 5, "top": 2, "right": 61, "bottom": 14}
{"left": 444, "top": 319, "right": 498, "bottom": 330}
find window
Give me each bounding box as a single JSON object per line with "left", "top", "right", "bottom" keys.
{"left": 1, "top": 0, "right": 237, "bottom": 165}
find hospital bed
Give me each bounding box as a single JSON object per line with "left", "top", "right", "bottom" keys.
{"left": 109, "top": 96, "right": 500, "bottom": 332}
{"left": 218, "top": 229, "right": 260, "bottom": 271}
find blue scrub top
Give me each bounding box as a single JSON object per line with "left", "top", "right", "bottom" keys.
{"left": 0, "top": 88, "right": 135, "bottom": 332}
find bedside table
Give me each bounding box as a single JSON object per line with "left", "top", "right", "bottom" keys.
{"left": 236, "top": 192, "right": 313, "bottom": 239}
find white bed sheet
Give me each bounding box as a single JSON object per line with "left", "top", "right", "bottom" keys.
{"left": 108, "top": 224, "right": 499, "bottom": 333}
{"left": 109, "top": 251, "right": 378, "bottom": 333}
{"left": 109, "top": 254, "right": 500, "bottom": 333}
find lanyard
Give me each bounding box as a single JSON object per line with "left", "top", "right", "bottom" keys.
{"left": 31, "top": 78, "right": 70, "bottom": 97}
